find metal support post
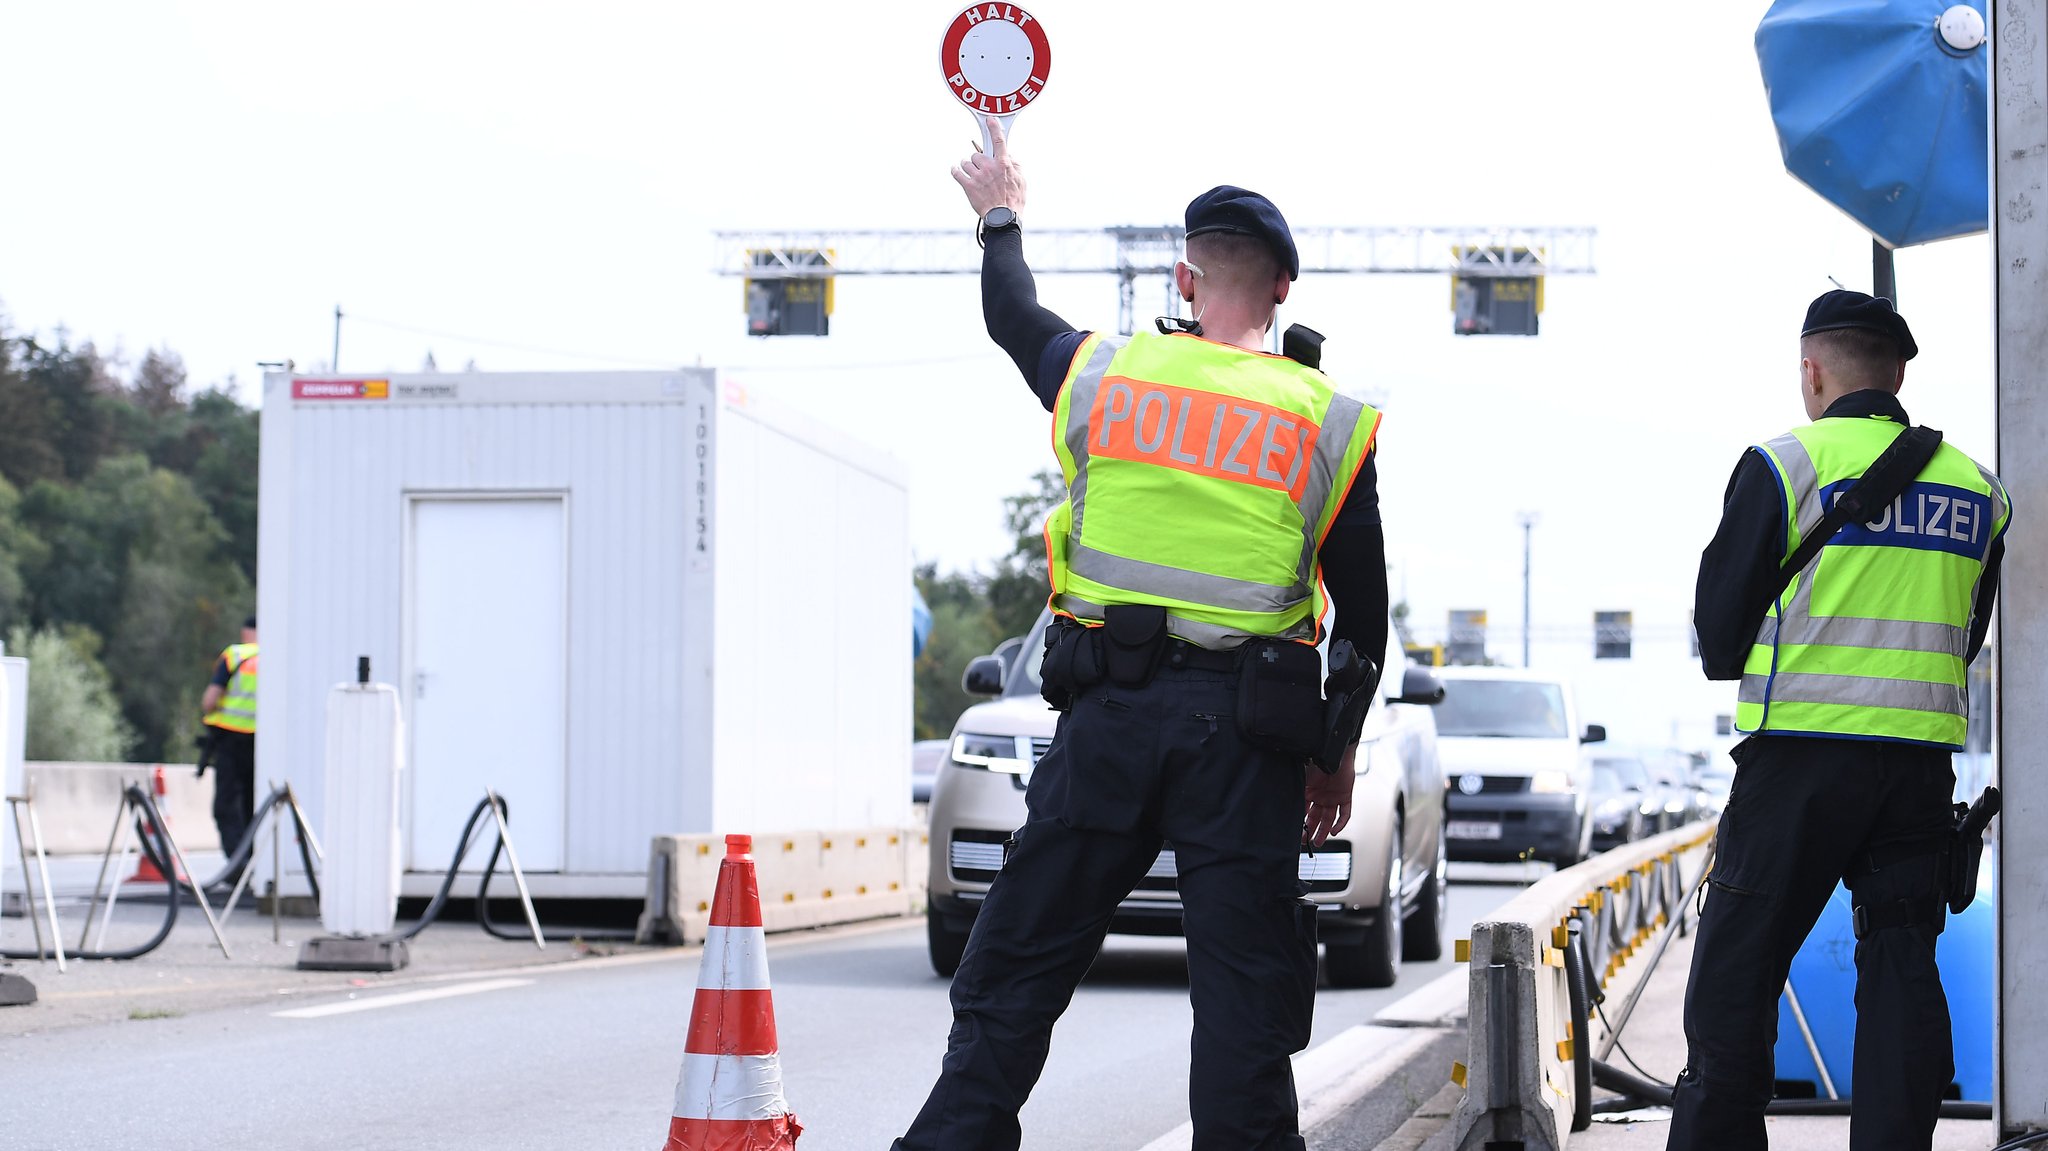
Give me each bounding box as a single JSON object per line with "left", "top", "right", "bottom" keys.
{"left": 7, "top": 796, "right": 64, "bottom": 971}
{"left": 485, "top": 790, "right": 546, "bottom": 950}
{"left": 1519, "top": 512, "right": 1538, "bottom": 666}
{"left": 1782, "top": 981, "right": 1839, "bottom": 1100}
{"left": 1993, "top": 0, "right": 2048, "bottom": 1134}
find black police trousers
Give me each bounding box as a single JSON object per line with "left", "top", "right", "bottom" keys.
{"left": 1667, "top": 735, "right": 1955, "bottom": 1151}
{"left": 209, "top": 729, "right": 257, "bottom": 868}
{"left": 895, "top": 664, "right": 1316, "bottom": 1151}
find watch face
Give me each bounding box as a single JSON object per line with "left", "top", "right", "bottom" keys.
{"left": 984, "top": 207, "right": 1015, "bottom": 229}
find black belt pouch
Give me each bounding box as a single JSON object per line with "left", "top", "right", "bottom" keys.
{"left": 1101, "top": 604, "right": 1169, "bottom": 686}
{"left": 1236, "top": 640, "right": 1323, "bottom": 758}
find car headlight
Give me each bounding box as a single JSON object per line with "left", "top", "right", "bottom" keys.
{"left": 952, "top": 732, "right": 1029, "bottom": 775}
{"left": 1530, "top": 769, "right": 1574, "bottom": 794}
{"left": 1665, "top": 798, "right": 1688, "bottom": 814}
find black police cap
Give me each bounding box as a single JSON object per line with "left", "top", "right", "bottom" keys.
{"left": 244, "top": 615, "right": 256, "bottom": 629}
{"left": 1184, "top": 186, "right": 1299, "bottom": 281}
{"left": 1801, "top": 289, "right": 1918, "bottom": 361}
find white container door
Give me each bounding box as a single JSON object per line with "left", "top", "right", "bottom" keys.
{"left": 407, "top": 497, "right": 567, "bottom": 872}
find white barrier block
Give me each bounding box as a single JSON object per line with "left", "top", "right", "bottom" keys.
{"left": 320, "top": 682, "right": 404, "bottom": 936}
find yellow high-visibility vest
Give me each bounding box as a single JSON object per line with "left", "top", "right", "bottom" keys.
{"left": 1046, "top": 330, "right": 1379, "bottom": 649}
{"left": 1737, "top": 414, "right": 2009, "bottom": 748}
{"left": 204, "top": 643, "right": 259, "bottom": 734}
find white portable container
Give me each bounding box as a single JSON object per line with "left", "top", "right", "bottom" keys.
{"left": 320, "top": 679, "right": 403, "bottom": 935}
{"left": 257, "top": 371, "right": 912, "bottom": 899}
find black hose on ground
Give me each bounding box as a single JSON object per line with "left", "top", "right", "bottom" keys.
{"left": 1563, "top": 916, "right": 1595, "bottom": 1133}
{"left": 1589, "top": 1058, "right": 1992, "bottom": 1120}
{"left": 200, "top": 786, "right": 321, "bottom": 904}
{"left": 391, "top": 795, "right": 635, "bottom": 944}
{"left": 473, "top": 796, "right": 636, "bottom": 943}
{"left": 1, "top": 786, "right": 185, "bottom": 962}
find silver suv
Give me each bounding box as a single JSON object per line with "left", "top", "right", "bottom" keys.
{"left": 925, "top": 610, "right": 1448, "bottom": 988}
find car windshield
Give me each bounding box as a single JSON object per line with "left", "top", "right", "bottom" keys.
{"left": 1433, "top": 679, "right": 1569, "bottom": 738}
{"left": 1004, "top": 610, "right": 1054, "bottom": 697}
{"left": 1592, "top": 765, "right": 1621, "bottom": 793}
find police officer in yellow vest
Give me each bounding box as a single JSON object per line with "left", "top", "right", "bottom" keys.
{"left": 895, "top": 119, "right": 1390, "bottom": 1151}
{"left": 199, "top": 616, "right": 259, "bottom": 873}
{"left": 1676, "top": 292, "right": 2010, "bottom": 1151}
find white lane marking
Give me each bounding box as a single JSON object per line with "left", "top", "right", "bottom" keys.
{"left": 1133, "top": 1025, "right": 1439, "bottom": 1151}
{"left": 273, "top": 978, "right": 533, "bottom": 1019}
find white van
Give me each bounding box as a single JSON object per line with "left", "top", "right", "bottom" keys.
{"left": 1432, "top": 667, "right": 1605, "bottom": 867}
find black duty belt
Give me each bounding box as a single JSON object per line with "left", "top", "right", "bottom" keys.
{"left": 1163, "top": 638, "right": 1239, "bottom": 672}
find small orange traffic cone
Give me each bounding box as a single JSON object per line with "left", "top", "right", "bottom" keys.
{"left": 662, "top": 834, "right": 801, "bottom": 1150}
{"left": 127, "top": 766, "right": 187, "bottom": 885}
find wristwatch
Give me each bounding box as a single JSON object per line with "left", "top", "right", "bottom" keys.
{"left": 976, "top": 206, "right": 1019, "bottom": 247}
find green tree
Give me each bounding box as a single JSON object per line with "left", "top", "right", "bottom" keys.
{"left": 985, "top": 468, "right": 1062, "bottom": 640}
{"left": 913, "top": 563, "right": 1002, "bottom": 740}
{"left": 0, "top": 477, "right": 47, "bottom": 627}
{"left": 18, "top": 455, "right": 251, "bottom": 758}
{"left": 6, "top": 624, "right": 135, "bottom": 762}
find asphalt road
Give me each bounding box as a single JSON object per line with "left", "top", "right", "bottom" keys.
{"left": 1, "top": 878, "right": 1520, "bottom": 1151}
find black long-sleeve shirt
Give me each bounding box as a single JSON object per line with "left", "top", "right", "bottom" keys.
{"left": 1694, "top": 389, "right": 2006, "bottom": 680}
{"left": 979, "top": 226, "right": 1390, "bottom": 666}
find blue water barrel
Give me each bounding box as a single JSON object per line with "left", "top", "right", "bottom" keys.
{"left": 1771, "top": 857, "right": 1992, "bottom": 1101}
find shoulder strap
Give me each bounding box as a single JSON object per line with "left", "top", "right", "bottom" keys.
{"left": 1776, "top": 425, "right": 1944, "bottom": 589}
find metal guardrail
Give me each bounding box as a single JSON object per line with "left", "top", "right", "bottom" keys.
{"left": 1448, "top": 820, "right": 1718, "bottom": 1150}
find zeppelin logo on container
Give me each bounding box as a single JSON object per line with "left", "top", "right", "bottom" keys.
{"left": 293, "top": 379, "right": 390, "bottom": 401}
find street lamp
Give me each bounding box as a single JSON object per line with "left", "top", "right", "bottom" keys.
{"left": 1517, "top": 511, "right": 1539, "bottom": 667}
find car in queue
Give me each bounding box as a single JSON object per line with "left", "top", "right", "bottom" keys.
{"left": 1433, "top": 667, "right": 1606, "bottom": 867}
{"left": 925, "top": 608, "right": 1449, "bottom": 989}
{"left": 1588, "top": 755, "right": 1658, "bottom": 851}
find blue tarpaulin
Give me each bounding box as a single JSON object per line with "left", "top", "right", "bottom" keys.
{"left": 1757, "top": 0, "right": 1989, "bottom": 248}
{"left": 913, "top": 585, "right": 933, "bottom": 659}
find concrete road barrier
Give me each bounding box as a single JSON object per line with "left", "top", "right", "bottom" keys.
{"left": 1449, "top": 821, "right": 1716, "bottom": 1150}
{"left": 14, "top": 762, "right": 217, "bottom": 855}
{"left": 637, "top": 827, "right": 930, "bottom": 944}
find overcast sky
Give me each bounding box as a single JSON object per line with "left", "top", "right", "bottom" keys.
{"left": 0, "top": 1, "right": 1998, "bottom": 652}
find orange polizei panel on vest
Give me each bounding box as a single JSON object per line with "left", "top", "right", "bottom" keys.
{"left": 1088, "top": 376, "right": 1320, "bottom": 499}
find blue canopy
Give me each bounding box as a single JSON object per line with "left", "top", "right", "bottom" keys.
{"left": 912, "top": 585, "right": 933, "bottom": 659}
{"left": 1757, "top": 0, "right": 1989, "bottom": 248}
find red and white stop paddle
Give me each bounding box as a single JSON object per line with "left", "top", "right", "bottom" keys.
{"left": 940, "top": 4, "right": 1052, "bottom": 153}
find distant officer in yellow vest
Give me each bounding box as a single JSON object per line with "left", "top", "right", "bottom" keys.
{"left": 1677, "top": 292, "right": 2010, "bottom": 1151}
{"left": 199, "top": 615, "right": 259, "bottom": 874}
{"left": 895, "top": 119, "right": 1390, "bottom": 1151}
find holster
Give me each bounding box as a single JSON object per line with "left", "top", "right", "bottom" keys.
{"left": 1234, "top": 639, "right": 1323, "bottom": 761}
{"left": 1313, "top": 640, "right": 1378, "bottom": 774}
{"left": 1947, "top": 787, "right": 2000, "bottom": 913}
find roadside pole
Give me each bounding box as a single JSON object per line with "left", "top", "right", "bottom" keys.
{"left": 1992, "top": 0, "right": 2048, "bottom": 1136}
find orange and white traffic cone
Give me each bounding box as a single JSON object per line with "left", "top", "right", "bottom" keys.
{"left": 662, "top": 834, "right": 801, "bottom": 1150}
{"left": 127, "top": 766, "right": 187, "bottom": 885}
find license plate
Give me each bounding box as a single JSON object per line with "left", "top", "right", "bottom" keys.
{"left": 1447, "top": 821, "right": 1503, "bottom": 841}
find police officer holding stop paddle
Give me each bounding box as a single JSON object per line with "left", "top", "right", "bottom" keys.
{"left": 891, "top": 117, "right": 1391, "bottom": 1151}
{"left": 1675, "top": 291, "right": 2010, "bottom": 1151}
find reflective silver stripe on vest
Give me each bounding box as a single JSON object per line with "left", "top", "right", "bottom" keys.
{"left": 1062, "top": 336, "right": 1128, "bottom": 539}
{"left": 1978, "top": 463, "right": 2011, "bottom": 536}
{"left": 1055, "top": 592, "right": 1314, "bottom": 650}
{"left": 1762, "top": 432, "right": 1825, "bottom": 550}
{"left": 1764, "top": 612, "right": 1966, "bottom": 655}
{"left": 1067, "top": 543, "right": 1306, "bottom": 615}
{"left": 1294, "top": 392, "right": 1368, "bottom": 582}
{"left": 1739, "top": 671, "right": 1965, "bottom": 715}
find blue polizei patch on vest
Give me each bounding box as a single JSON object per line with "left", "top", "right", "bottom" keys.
{"left": 1821, "top": 479, "right": 1996, "bottom": 559}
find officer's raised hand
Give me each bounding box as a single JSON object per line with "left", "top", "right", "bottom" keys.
{"left": 952, "top": 115, "right": 1027, "bottom": 217}
{"left": 1303, "top": 743, "right": 1357, "bottom": 847}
